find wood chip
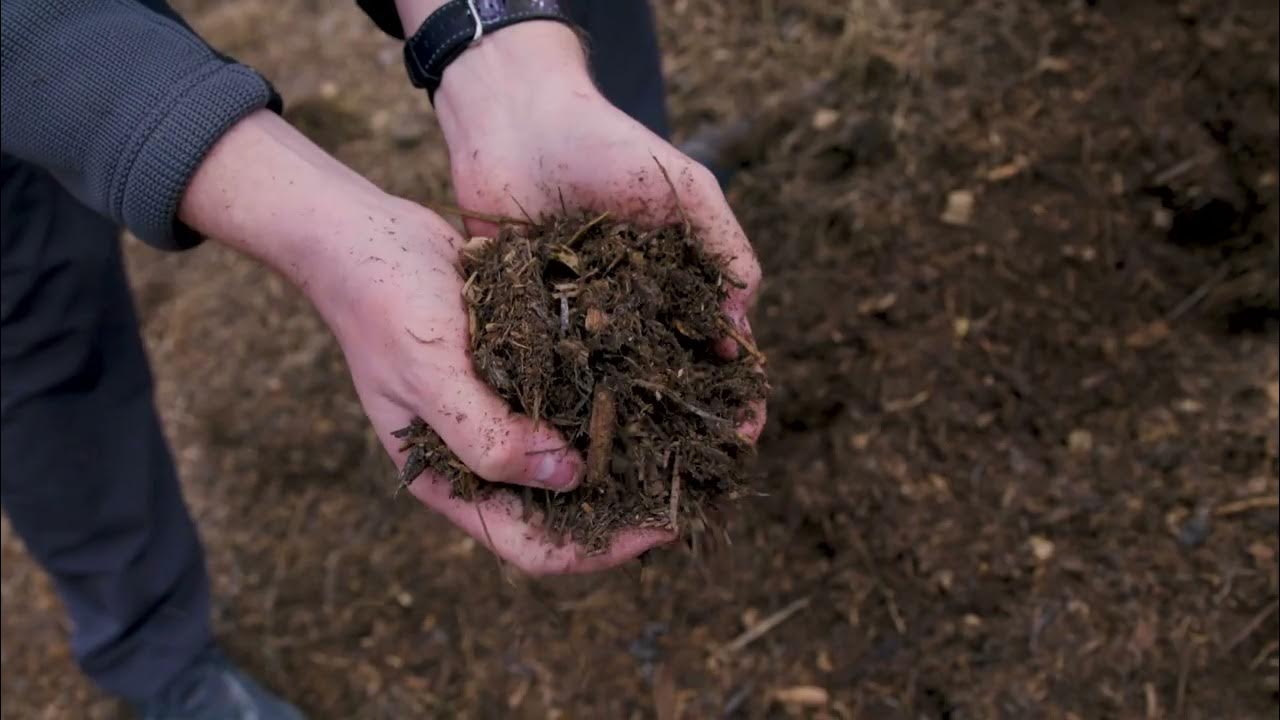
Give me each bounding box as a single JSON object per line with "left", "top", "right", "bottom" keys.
{"left": 772, "top": 686, "right": 829, "bottom": 706}
{"left": 586, "top": 385, "right": 617, "bottom": 487}
{"left": 941, "top": 189, "right": 975, "bottom": 226}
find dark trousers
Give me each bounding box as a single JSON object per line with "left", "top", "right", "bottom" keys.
{"left": 0, "top": 2, "right": 667, "bottom": 703}
{"left": 0, "top": 157, "right": 212, "bottom": 703}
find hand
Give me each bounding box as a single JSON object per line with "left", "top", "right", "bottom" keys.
{"left": 180, "top": 111, "right": 669, "bottom": 574}
{"left": 433, "top": 23, "right": 767, "bottom": 442}
{"left": 318, "top": 200, "right": 674, "bottom": 575}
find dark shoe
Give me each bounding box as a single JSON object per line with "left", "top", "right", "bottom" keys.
{"left": 138, "top": 648, "right": 304, "bottom": 720}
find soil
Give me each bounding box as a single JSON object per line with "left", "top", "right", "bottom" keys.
{"left": 2, "top": 1, "right": 1278, "bottom": 719}
{"left": 393, "top": 215, "right": 765, "bottom": 548}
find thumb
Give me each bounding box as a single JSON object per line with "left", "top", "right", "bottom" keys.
{"left": 419, "top": 365, "right": 584, "bottom": 491}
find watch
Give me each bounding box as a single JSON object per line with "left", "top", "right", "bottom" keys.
{"left": 403, "top": 0, "right": 577, "bottom": 101}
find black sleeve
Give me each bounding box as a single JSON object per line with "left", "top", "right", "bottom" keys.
{"left": 356, "top": 0, "right": 408, "bottom": 39}
{"left": 1, "top": 0, "right": 281, "bottom": 250}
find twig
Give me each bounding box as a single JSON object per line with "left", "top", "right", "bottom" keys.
{"left": 1250, "top": 638, "right": 1279, "bottom": 670}
{"left": 669, "top": 453, "right": 682, "bottom": 534}
{"left": 424, "top": 201, "right": 532, "bottom": 226}
{"left": 721, "top": 318, "right": 768, "bottom": 366}
{"left": 632, "top": 379, "right": 731, "bottom": 427}
{"left": 651, "top": 155, "right": 690, "bottom": 232}
{"left": 323, "top": 551, "right": 341, "bottom": 616}
{"left": 566, "top": 210, "right": 611, "bottom": 248}
{"left": 587, "top": 385, "right": 618, "bottom": 486}
{"left": 719, "top": 596, "right": 811, "bottom": 657}
{"left": 1222, "top": 600, "right": 1279, "bottom": 654}
{"left": 1174, "top": 640, "right": 1191, "bottom": 720}
{"left": 1214, "top": 495, "right": 1279, "bottom": 516}
{"left": 509, "top": 194, "right": 536, "bottom": 225}
{"left": 1166, "top": 264, "right": 1230, "bottom": 323}
{"left": 1151, "top": 150, "right": 1215, "bottom": 187}
{"left": 881, "top": 584, "right": 907, "bottom": 635}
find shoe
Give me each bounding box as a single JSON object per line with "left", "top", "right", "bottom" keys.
{"left": 138, "top": 648, "right": 305, "bottom": 720}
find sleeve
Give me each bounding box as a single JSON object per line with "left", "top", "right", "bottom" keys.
{"left": 355, "top": 0, "right": 407, "bottom": 39}
{"left": 1, "top": 0, "right": 281, "bottom": 251}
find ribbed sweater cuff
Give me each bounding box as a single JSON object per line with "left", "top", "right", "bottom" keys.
{"left": 115, "top": 60, "right": 277, "bottom": 251}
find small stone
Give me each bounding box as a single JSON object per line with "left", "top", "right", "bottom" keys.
{"left": 1174, "top": 398, "right": 1204, "bottom": 414}
{"left": 953, "top": 316, "right": 971, "bottom": 339}
{"left": 933, "top": 569, "right": 955, "bottom": 592}
{"left": 941, "top": 190, "right": 975, "bottom": 226}
{"left": 811, "top": 108, "right": 840, "bottom": 130}
{"left": 1029, "top": 535, "right": 1056, "bottom": 561}
{"left": 1067, "top": 429, "right": 1093, "bottom": 453}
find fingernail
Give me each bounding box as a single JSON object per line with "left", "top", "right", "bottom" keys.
{"left": 533, "top": 444, "right": 580, "bottom": 491}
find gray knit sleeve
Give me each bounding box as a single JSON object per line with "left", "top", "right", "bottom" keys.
{"left": 1, "top": 0, "right": 279, "bottom": 250}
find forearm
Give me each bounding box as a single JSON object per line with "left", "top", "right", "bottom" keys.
{"left": 178, "top": 111, "right": 421, "bottom": 323}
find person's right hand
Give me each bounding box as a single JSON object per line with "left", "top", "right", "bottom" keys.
{"left": 316, "top": 198, "right": 675, "bottom": 574}
{"left": 180, "top": 111, "right": 672, "bottom": 574}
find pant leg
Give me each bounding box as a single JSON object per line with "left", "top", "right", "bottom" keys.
{"left": 0, "top": 155, "right": 212, "bottom": 703}
{"left": 564, "top": 0, "right": 671, "bottom": 141}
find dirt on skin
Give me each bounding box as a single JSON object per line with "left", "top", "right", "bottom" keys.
{"left": 393, "top": 214, "right": 766, "bottom": 549}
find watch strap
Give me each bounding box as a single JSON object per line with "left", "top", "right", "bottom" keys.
{"left": 403, "top": 0, "right": 575, "bottom": 101}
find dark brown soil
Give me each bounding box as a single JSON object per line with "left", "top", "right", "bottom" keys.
{"left": 393, "top": 215, "right": 765, "bottom": 549}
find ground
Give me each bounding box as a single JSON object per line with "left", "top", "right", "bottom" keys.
{"left": 2, "top": 1, "right": 1277, "bottom": 718}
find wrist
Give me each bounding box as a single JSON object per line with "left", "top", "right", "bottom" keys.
{"left": 180, "top": 111, "right": 422, "bottom": 313}
{"left": 433, "top": 22, "right": 598, "bottom": 149}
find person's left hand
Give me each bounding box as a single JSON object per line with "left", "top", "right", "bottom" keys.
{"left": 433, "top": 22, "right": 767, "bottom": 443}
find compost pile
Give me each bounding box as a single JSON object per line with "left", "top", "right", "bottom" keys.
{"left": 392, "top": 212, "right": 767, "bottom": 550}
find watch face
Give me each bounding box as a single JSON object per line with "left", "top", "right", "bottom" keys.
{"left": 475, "top": 0, "right": 564, "bottom": 23}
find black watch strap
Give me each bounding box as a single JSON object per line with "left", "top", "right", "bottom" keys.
{"left": 404, "top": 0, "right": 576, "bottom": 101}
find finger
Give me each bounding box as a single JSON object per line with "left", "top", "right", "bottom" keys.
{"left": 679, "top": 164, "right": 763, "bottom": 328}
{"left": 377, "top": 278, "right": 583, "bottom": 492}
{"left": 421, "top": 365, "right": 584, "bottom": 491}
{"left": 408, "top": 478, "right": 674, "bottom": 575}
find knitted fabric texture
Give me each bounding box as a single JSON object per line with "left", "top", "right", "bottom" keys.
{"left": 1, "top": 0, "right": 278, "bottom": 250}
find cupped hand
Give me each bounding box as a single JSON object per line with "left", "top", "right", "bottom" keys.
{"left": 434, "top": 23, "right": 767, "bottom": 442}
{"left": 314, "top": 200, "right": 673, "bottom": 575}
